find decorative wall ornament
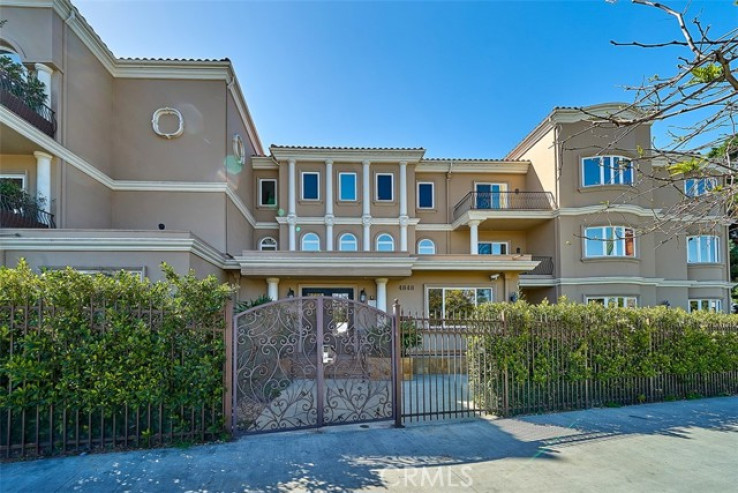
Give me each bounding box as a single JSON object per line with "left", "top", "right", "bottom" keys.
{"left": 151, "top": 107, "right": 184, "bottom": 139}
{"left": 233, "top": 133, "right": 246, "bottom": 165}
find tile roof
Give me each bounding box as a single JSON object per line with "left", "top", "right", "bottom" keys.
{"left": 270, "top": 145, "right": 425, "bottom": 151}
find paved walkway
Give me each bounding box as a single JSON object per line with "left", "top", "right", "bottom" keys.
{"left": 2, "top": 397, "right": 737, "bottom": 492}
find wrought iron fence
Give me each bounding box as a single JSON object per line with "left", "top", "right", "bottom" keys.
{"left": 0, "top": 71, "right": 56, "bottom": 137}
{"left": 0, "top": 196, "right": 56, "bottom": 228}
{"left": 400, "top": 311, "right": 738, "bottom": 422}
{"left": 452, "top": 191, "right": 556, "bottom": 220}
{"left": 0, "top": 300, "right": 228, "bottom": 460}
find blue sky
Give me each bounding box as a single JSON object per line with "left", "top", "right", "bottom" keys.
{"left": 75, "top": 0, "right": 737, "bottom": 158}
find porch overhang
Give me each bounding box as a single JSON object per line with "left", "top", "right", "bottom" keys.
{"left": 451, "top": 210, "right": 553, "bottom": 231}
{"left": 236, "top": 252, "right": 414, "bottom": 277}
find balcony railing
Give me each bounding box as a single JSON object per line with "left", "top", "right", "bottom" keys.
{"left": 453, "top": 191, "right": 556, "bottom": 221}
{"left": 0, "top": 71, "right": 56, "bottom": 137}
{"left": 0, "top": 196, "right": 56, "bottom": 228}
{"left": 521, "top": 256, "right": 554, "bottom": 276}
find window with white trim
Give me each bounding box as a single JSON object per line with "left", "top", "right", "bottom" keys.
{"left": 689, "top": 299, "right": 723, "bottom": 313}
{"left": 582, "top": 156, "right": 634, "bottom": 187}
{"left": 0, "top": 48, "right": 23, "bottom": 68}
{"left": 685, "top": 178, "right": 716, "bottom": 197}
{"left": 301, "top": 232, "right": 320, "bottom": 251}
{"left": 73, "top": 268, "right": 145, "bottom": 281}
{"left": 376, "top": 233, "right": 394, "bottom": 252}
{"left": 376, "top": 173, "right": 394, "bottom": 201}
{"left": 428, "top": 287, "right": 493, "bottom": 318}
{"left": 339, "top": 233, "right": 358, "bottom": 252}
{"left": 0, "top": 173, "right": 26, "bottom": 191}
{"left": 586, "top": 296, "right": 637, "bottom": 308}
{"left": 339, "top": 172, "right": 357, "bottom": 201}
{"left": 259, "top": 179, "right": 277, "bottom": 207}
{"left": 259, "top": 237, "right": 277, "bottom": 251}
{"left": 584, "top": 226, "right": 636, "bottom": 258}
{"left": 301, "top": 172, "right": 319, "bottom": 201}
{"left": 478, "top": 241, "right": 507, "bottom": 255}
{"left": 417, "top": 182, "right": 434, "bottom": 209}
{"left": 687, "top": 235, "right": 720, "bottom": 263}
{"left": 417, "top": 238, "right": 436, "bottom": 255}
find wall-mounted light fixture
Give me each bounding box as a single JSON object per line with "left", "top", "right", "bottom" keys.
{"left": 510, "top": 292, "right": 519, "bottom": 302}
{"left": 359, "top": 289, "right": 367, "bottom": 303}
{"left": 287, "top": 288, "right": 295, "bottom": 298}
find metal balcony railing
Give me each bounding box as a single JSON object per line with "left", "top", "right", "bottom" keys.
{"left": 0, "top": 196, "right": 56, "bottom": 228}
{"left": 0, "top": 71, "right": 56, "bottom": 137}
{"left": 453, "top": 191, "right": 556, "bottom": 221}
{"left": 521, "top": 256, "right": 554, "bottom": 276}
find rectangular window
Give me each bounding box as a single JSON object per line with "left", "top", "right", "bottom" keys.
{"left": 584, "top": 226, "right": 635, "bottom": 258}
{"left": 687, "top": 235, "right": 720, "bottom": 263}
{"left": 339, "top": 172, "right": 357, "bottom": 201}
{"left": 302, "top": 172, "right": 319, "bottom": 201}
{"left": 478, "top": 242, "right": 508, "bottom": 255}
{"left": 581, "top": 156, "right": 634, "bottom": 187}
{"left": 376, "top": 173, "right": 394, "bottom": 202}
{"left": 417, "top": 182, "right": 434, "bottom": 209}
{"left": 259, "top": 179, "right": 277, "bottom": 207}
{"left": 685, "top": 178, "right": 716, "bottom": 197}
{"left": 689, "top": 299, "right": 723, "bottom": 313}
{"left": 0, "top": 173, "right": 26, "bottom": 190}
{"left": 586, "top": 296, "right": 637, "bottom": 308}
{"left": 428, "top": 287, "right": 493, "bottom": 318}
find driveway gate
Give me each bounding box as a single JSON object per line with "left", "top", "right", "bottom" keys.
{"left": 233, "top": 297, "right": 399, "bottom": 434}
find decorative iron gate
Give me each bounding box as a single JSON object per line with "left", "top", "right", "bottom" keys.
{"left": 233, "top": 297, "right": 399, "bottom": 434}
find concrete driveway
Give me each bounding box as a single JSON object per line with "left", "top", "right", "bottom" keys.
{"left": 2, "top": 397, "right": 737, "bottom": 492}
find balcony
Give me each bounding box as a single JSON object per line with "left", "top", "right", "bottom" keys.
{"left": 0, "top": 71, "right": 56, "bottom": 137}
{"left": 0, "top": 196, "right": 56, "bottom": 228}
{"left": 452, "top": 191, "right": 556, "bottom": 230}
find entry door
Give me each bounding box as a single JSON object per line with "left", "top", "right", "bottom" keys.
{"left": 475, "top": 183, "right": 505, "bottom": 209}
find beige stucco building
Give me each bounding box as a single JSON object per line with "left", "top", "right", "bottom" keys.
{"left": 1, "top": 0, "right": 732, "bottom": 314}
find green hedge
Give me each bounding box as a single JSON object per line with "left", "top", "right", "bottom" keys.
{"left": 470, "top": 300, "right": 738, "bottom": 416}
{"left": 0, "top": 261, "right": 232, "bottom": 457}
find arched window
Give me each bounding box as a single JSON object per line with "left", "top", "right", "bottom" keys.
{"left": 376, "top": 233, "right": 394, "bottom": 252}
{"left": 259, "top": 237, "right": 277, "bottom": 251}
{"left": 339, "top": 233, "right": 358, "bottom": 252}
{"left": 0, "top": 47, "right": 23, "bottom": 67}
{"left": 417, "top": 238, "right": 436, "bottom": 255}
{"left": 301, "top": 232, "right": 320, "bottom": 252}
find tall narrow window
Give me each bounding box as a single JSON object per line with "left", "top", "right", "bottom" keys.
{"left": 376, "top": 173, "right": 394, "bottom": 201}
{"left": 302, "top": 172, "right": 319, "bottom": 200}
{"left": 339, "top": 233, "right": 358, "bottom": 251}
{"left": 417, "top": 239, "right": 436, "bottom": 255}
{"left": 339, "top": 172, "right": 357, "bottom": 201}
{"left": 687, "top": 235, "right": 720, "bottom": 263}
{"left": 259, "top": 179, "right": 277, "bottom": 207}
{"left": 301, "top": 232, "right": 320, "bottom": 251}
{"left": 685, "top": 178, "right": 716, "bottom": 197}
{"left": 376, "top": 233, "right": 394, "bottom": 252}
{"left": 417, "top": 182, "right": 434, "bottom": 209}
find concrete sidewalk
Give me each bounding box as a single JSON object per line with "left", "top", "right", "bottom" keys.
{"left": 2, "top": 397, "right": 737, "bottom": 492}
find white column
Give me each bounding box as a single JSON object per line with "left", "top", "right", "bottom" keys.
{"left": 325, "top": 159, "right": 334, "bottom": 251}
{"left": 399, "top": 161, "right": 408, "bottom": 252}
{"left": 288, "top": 159, "right": 297, "bottom": 251}
{"left": 34, "top": 64, "right": 53, "bottom": 107}
{"left": 34, "top": 151, "right": 53, "bottom": 208}
{"left": 469, "top": 220, "right": 480, "bottom": 255}
{"left": 266, "top": 277, "right": 279, "bottom": 301}
{"left": 399, "top": 161, "right": 407, "bottom": 216}
{"left": 376, "top": 278, "right": 388, "bottom": 313}
{"left": 362, "top": 160, "right": 371, "bottom": 251}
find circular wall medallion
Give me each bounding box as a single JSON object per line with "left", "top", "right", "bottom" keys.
{"left": 233, "top": 134, "right": 246, "bottom": 165}
{"left": 151, "top": 107, "right": 184, "bottom": 139}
